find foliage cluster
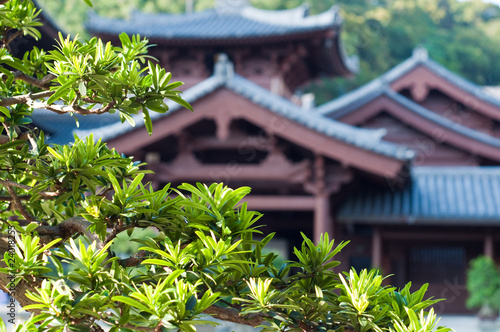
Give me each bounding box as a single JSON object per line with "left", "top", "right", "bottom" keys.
{"left": 0, "top": 0, "right": 454, "bottom": 331}
{"left": 466, "top": 256, "right": 500, "bottom": 317}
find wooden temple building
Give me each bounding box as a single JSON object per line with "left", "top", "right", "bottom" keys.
{"left": 317, "top": 47, "right": 500, "bottom": 313}
{"left": 32, "top": 1, "right": 500, "bottom": 313}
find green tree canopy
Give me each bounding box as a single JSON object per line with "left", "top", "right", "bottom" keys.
{"left": 0, "top": 1, "right": 453, "bottom": 331}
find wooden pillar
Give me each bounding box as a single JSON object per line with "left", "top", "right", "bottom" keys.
{"left": 484, "top": 232, "right": 494, "bottom": 258}
{"left": 314, "top": 193, "right": 331, "bottom": 244}
{"left": 372, "top": 226, "right": 382, "bottom": 269}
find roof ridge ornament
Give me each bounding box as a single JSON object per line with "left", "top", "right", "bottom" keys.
{"left": 214, "top": 53, "right": 234, "bottom": 79}
{"left": 215, "top": 0, "right": 249, "bottom": 14}
{"left": 412, "top": 46, "right": 428, "bottom": 61}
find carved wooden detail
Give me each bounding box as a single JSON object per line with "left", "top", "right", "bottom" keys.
{"left": 410, "top": 80, "right": 429, "bottom": 102}
{"left": 151, "top": 144, "right": 310, "bottom": 184}
{"left": 214, "top": 112, "right": 232, "bottom": 141}
{"left": 304, "top": 155, "right": 353, "bottom": 196}
{"left": 189, "top": 135, "right": 272, "bottom": 150}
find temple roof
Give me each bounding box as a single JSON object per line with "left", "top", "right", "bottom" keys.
{"left": 317, "top": 83, "right": 500, "bottom": 152}
{"left": 377, "top": 47, "right": 500, "bottom": 108}
{"left": 86, "top": 3, "right": 358, "bottom": 78}
{"left": 68, "top": 56, "right": 413, "bottom": 162}
{"left": 87, "top": 4, "right": 340, "bottom": 41}
{"left": 337, "top": 167, "right": 500, "bottom": 225}
{"left": 318, "top": 47, "right": 500, "bottom": 114}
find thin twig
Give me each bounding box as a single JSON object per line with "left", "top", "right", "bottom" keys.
{"left": 105, "top": 223, "right": 135, "bottom": 244}
{"left": 5, "top": 30, "right": 24, "bottom": 49}
{"left": 26, "top": 131, "right": 38, "bottom": 153}
{"left": 0, "top": 179, "right": 62, "bottom": 198}
{"left": 1, "top": 180, "right": 31, "bottom": 190}
{"left": 118, "top": 251, "right": 148, "bottom": 267}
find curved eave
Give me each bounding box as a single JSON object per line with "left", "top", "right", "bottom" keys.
{"left": 318, "top": 29, "right": 359, "bottom": 77}
{"left": 338, "top": 215, "right": 500, "bottom": 226}
{"left": 91, "top": 28, "right": 358, "bottom": 79}
{"left": 92, "top": 26, "right": 331, "bottom": 46}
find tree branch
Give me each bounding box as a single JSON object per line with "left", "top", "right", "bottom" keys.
{"left": 5, "top": 30, "right": 24, "bottom": 49}
{"left": 0, "top": 132, "right": 30, "bottom": 144}
{"left": 203, "top": 305, "right": 266, "bottom": 327}
{"left": 14, "top": 72, "right": 55, "bottom": 90}
{"left": 35, "top": 216, "right": 103, "bottom": 248}
{"left": 0, "top": 195, "right": 30, "bottom": 201}
{"left": 27, "top": 99, "right": 117, "bottom": 115}
{"left": 0, "top": 180, "right": 31, "bottom": 190}
{"left": 0, "top": 90, "right": 54, "bottom": 107}
{"left": 0, "top": 179, "right": 62, "bottom": 199}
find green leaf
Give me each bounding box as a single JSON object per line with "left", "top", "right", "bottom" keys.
{"left": 142, "top": 107, "right": 153, "bottom": 135}
{"left": 0, "top": 106, "right": 10, "bottom": 118}
{"left": 119, "top": 111, "right": 136, "bottom": 126}
{"left": 141, "top": 258, "right": 173, "bottom": 267}
{"left": 0, "top": 317, "right": 5, "bottom": 332}
{"left": 47, "top": 79, "right": 76, "bottom": 105}
{"left": 167, "top": 95, "right": 193, "bottom": 111}
{"left": 78, "top": 81, "right": 87, "bottom": 96}
{"left": 112, "top": 295, "right": 153, "bottom": 314}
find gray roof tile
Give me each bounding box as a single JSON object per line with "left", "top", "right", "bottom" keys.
{"left": 87, "top": 5, "right": 341, "bottom": 40}
{"left": 338, "top": 167, "right": 500, "bottom": 225}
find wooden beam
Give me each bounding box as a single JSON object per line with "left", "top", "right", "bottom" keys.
{"left": 484, "top": 232, "right": 494, "bottom": 258}
{"left": 381, "top": 231, "right": 487, "bottom": 241}
{"left": 372, "top": 226, "right": 382, "bottom": 269}
{"left": 151, "top": 149, "right": 311, "bottom": 184}
{"left": 314, "top": 193, "right": 331, "bottom": 244}
{"left": 243, "top": 195, "right": 315, "bottom": 211}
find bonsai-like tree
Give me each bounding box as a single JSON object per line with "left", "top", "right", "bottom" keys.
{"left": 0, "top": 1, "right": 452, "bottom": 331}
{"left": 466, "top": 256, "right": 500, "bottom": 319}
